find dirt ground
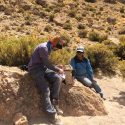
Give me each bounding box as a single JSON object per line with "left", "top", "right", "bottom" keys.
{"left": 29, "top": 75, "right": 125, "bottom": 125}
{"left": 0, "top": 68, "right": 125, "bottom": 125}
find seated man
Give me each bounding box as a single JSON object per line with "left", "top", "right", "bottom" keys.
{"left": 28, "top": 36, "right": 67, "bottom": 125}
{"left": 70, "top": 46, "right": 104, "bottom": 99}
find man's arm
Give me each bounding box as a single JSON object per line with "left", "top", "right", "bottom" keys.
{"left": 39, "top": 47, "right": 60, "bottom": 72}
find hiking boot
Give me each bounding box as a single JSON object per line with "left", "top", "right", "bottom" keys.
{"left": 48, "top": 113, "right": 63, "bottom": 125}
{"left": 55, "top": 105, "right": 63, "bottom": 115}
{"left": 99, "top": 93, "right": 106, "bottom": 100}
{"left": 52, "top": 99, "right": 63, "bottom": 115}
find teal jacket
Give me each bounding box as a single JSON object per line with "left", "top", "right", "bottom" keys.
{"left": 70, "top": 56, "right": 93, "bottom": 80}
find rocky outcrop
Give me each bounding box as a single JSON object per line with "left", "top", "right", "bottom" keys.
{"left": 0, "top": 66, "right": 107, "bottom": 124}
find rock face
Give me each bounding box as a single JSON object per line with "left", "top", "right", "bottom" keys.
{"left": 0, "top": 66, "right": 107, "bottom": 123}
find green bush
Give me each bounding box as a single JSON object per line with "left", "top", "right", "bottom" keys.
{"left": 78, "top": 29, "right": 88, "bottom": 38}
{"left": 60, "top": 33, "right": 71, "bottom": 45}
{"left": 115, "top": 41, "right": 125, "bottom": 60}
{"left": 0, "top": 36, "right": 46, "bottom": 66}
{"left": 44, "top": 25, "right": 52, "bottom": 32}
{"left": 86, "top": 43, "right": 118, "bottom": 74}
{"left": 102, "top": 39, "right": 117, "bottom": 53}
{"left": 49, "top": 13, "right": 54, "bottom": 22}
{"left": 118, "top": 60, "right": 125, "bottom": 78}
{"left": 63, "top": 22, "right": 72, "bottom": 30}
{"left": 50, "top": 48, "right": 74, "bottom": 65}
{"left": 77, "top": 23, "right": 85, "bottom": 29}
{"left": 76, "top": 14, "right": 83, "bottom": 21}
{"left": 0, "top": 34, "right": 71, "bottom": 66}
{"left": 120, "top": 6, "right": 124, "bottom": 13}
{"left": 88, "top": 30, "right": 108, "bottom": 42}
{"left": 119, "top": 35, "right": 125, "bottom": 42}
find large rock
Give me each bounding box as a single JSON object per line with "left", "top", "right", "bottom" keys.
{"left": 0, "top": 66, "right": 107, "bottom": 123}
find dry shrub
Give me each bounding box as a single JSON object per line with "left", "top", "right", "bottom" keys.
{"left": 50, "top": 48, "right": 74, "bottom": 65}
{"left": 78, "top": 29, "right": 88, "bottom": 38}
{"left": 88, "top": 30, "right": 108, "bottom": 42}
{"left": 44, "top": 25, "right": 52, "bottom": 32}
{"left": 68, "top": 9, "right": 77, "bottom": 18}
{"left": 76, "top": 14, "right": 83, "bottom": 21}
{"left": 0, "top": 36, "right": 46, "bottom": 66}
{"left": 86, "top": 43, "right": 118, "bottom": 74}
{"left": 63, "top": 22, "right": 72, "bottom": 30}
{"left": 118, "top": 27, "right": 125, "bottom": 34}
{"left": 49, "top": 13, "right": 54, "bottom": 22}
{"left": 118, "top": 60, "right": 125, "bottom": 78}
{"left": 102, "top": 39, "right": 117, "bottom": 53}
{"left": 115, "top": 38, "right": 125, "bottom": 60}
{"left": 77, "top": 23, "right": 85, "bottom": 29}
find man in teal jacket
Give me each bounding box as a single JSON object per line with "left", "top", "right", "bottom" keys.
{"left": 70, "top": 46, "right": 104, "bottom": 99}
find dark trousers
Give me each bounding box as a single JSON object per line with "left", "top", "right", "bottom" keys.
{"left": 29, "top": 67, "right": 62, "bottom": 114}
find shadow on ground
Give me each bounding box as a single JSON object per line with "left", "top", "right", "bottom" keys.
{"left": 113, "top": 92, "right": 125, "bottom": 106}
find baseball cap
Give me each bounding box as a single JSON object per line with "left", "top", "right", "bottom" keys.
{"left": 76, "top": 46, "right": 84, "bottom": 52}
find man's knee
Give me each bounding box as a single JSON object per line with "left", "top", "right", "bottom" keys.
{"left": 83, "top": 78, "right": 92, "bottom": 87}
{"left": 54, "top": 74, "right": 62, "bottom": 83}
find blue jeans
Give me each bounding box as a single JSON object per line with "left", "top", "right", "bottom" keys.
{"left": 76, "top": 76, "right": 102, "bottom": 94}
{"left": 29, "top": 67, "right": 62, "bottom": 114}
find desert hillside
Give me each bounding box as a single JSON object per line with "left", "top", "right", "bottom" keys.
{"left": 0, "top": 0, "right": 125, "bottom": 40}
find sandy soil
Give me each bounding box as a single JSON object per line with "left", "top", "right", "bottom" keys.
{"left": 0, "top": 74, "right": 124, "bottom": 125}
{"left": 30, "top": 75, "right": 125, "bottom": 125}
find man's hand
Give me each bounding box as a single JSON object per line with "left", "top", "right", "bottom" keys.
{"left": 58, "top": 68, "right": 64, "bottom": 74}
{"left": 57, "top": 65, "right": 64, "bottom": 74}
{"left": 72, "top": 76, "right": 77, "bottom": 83}
{"left": 92, "top": 79, "right": 97, "bottom": 84}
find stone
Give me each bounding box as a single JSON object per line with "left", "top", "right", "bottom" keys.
{"left": 13, "top": 113, "right": 28, "bottom": 125}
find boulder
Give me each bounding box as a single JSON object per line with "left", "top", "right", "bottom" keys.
{"left": 0, "top": 65, "right": 107, "bottom": 123}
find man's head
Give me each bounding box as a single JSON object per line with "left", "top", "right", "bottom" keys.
{"left": 76, "top": 46, "right": 85, "bottom": 60}
{"left": 50, "top": 36, "right": 67, "bottom": 50}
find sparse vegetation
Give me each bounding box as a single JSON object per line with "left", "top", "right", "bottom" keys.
{"left": 68, "top": 9, "right": 77, "bottom": 18}
{"left": 44, "top": 25, "right": 52, "bottom": 32}
{"left": 120, "top": 6, "right": 124, "bottom": 13}
{"left": 63, "top": 22, "right": 72, "bottom": 30}
{"left": 118, "top": 27, "right": 125, "bottom": 34}
{"left": 78, "top": 29, "right": 88, "bottom": 38}
{"left": 118, "top": 60, "right": 125, "bottom": 78}
{"left": 102, "top": 39, "right": 117, "bottom": 52}
{"left": 88, "top": 30, "right": 108, "bottom": 42}
{"left": 77, "top": 23, "right": 85, "bottom": 29}
{"left": 49, "top": 13, "right": 54, "bottom": 22}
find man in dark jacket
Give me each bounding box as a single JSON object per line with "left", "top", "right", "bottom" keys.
{"left": 70, "top": 46, "right": 104, "bottom": 99}
{"left": 28, "top": 36, "right": 67, "bottom": 125}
